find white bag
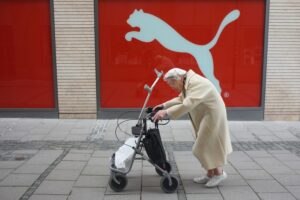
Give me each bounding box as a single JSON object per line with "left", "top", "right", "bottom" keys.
{"left": 114, "top": 137, "right": 138, "bottom": 171}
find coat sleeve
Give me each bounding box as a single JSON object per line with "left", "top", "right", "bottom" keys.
{"left": 163, "top": 93, "right": 184, "bottom": 109}
{"left": 166, "top": 79, "right": 212, "bottom": 119}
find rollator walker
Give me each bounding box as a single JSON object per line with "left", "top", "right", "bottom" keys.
{"left": 109, "top": 69, "right": 179, "bottom": 193}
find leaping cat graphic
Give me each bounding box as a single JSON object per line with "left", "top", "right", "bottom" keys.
{"left": 125, "top": 9, "right": 240, "bottom": 93}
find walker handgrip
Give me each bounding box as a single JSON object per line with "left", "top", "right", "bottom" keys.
{"left": 154, "top": 68, "right": 163, "bottom": 78}
{"left": 144, "top": 84, "right": 152, "bottom": 92}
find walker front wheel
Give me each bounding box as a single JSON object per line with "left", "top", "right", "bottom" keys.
{"left": 109, "top": 173, "right": 127, "bottom": 192}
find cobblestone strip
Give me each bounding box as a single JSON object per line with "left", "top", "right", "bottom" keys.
{"left": 19, "top": 149, "right": 70, "bottom": 200}
{"left": 0, "top": 141, "right": 300, "bottom": 155}
{"left": 165, "top": 144, "right": 187, "bottom": 200}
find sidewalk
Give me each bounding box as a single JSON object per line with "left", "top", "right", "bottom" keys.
{"left": 0, "top": 118, "right": 300, "bottom": 200}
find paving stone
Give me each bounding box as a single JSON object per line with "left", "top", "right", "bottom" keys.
{"left": 228, "top": 152, "right": 253, "bottom": 162}
{"left": 14, "top": 164, "right": 49, "bottom": 174}
{"left": 27, "top": 150, "right": 62, "bottom": 165}
{"left": 74, "top": 175, "right": 109, "bottom": 187}
{"left": 264, "top": 165, "right": 296, "bottom": 175}
{"left": 103, "top": 194, "right": 140, "bottom": 200}
{"left": 65, "top": 135, "right": 88, "bottom": 141}
{"left": 68, "top": 187, "right": 105, "bottom": 200}
{"left": 82, "top": 166, "right": 110, "bottom": 176}
{"left": 0, "top": 187, "right": 28, "bottom": 200}
{"left": 245, "top": 151, "right": 272, "bottom": 158}
{"left": 63, "top": 153, "right": 91, "bottom": 161}
{"left": 230, "top": 161, "right": 262, "bottom": 170}
{"left": 284, "top": 161, "right": 300, "bottom": 170}
{"left": 35, "top": 180, "right": 74, "bottom": 195}
{"left": 182, "top": 180, "right": 219, "bottom": 194}
{"left": 69, "top": 150, "right": 93, "bottom": 154}
{"left": 92, "top": 150, "right": 114, "bottom": 158}
{"left": 0, "top": 174, "right": 39, "bottom": 186}
{"left": 257, "top": 193, "right": 297, "bottom": 200}
{"left": 142, "top": 175, "right": 161, "bottom": 187}
{"left": 239, "top": 170, "right": 273, "bottom": 180}
{"left": 46, "top": 169, "right": 81, "bottom": 181}
{"left": 286, "top": 186, "right": 300, "bottom": 199}
{"left": 247, "top": 180, "right": 287, "bottom": 193}
{"left": 141, "top": 187, "right": 178, "bottom": 200}
{"left": 29, "top": 195, "right": 68, "bottom": 200}
{"left": 55, "top": 161, "right": 86, "bottom": 170}
{"left": 0, "top": 169, "right": 13, "bottom": 180}
{"left": 273, "top": 154, "right": 300, "bottom": 162}
{"left": 219, "top": 186, "right": 260, "bottom": 200}
{"left": 87, "top": 157, "right": 109, "bottom": 166}
{"left": 274, "top": 174, "right": 300, "bottom": 186}
{"left": 268, "top": 150, "right": 291, "bottom": 154}
{"left": 0, "top": 161, "right": 25, "bottom": 169}
{"left": 186, "top": 193, "right": 224, "bottom": 200}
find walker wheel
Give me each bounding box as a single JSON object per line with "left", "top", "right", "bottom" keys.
{"left": 156, "top": 161, "right": 171, "bottom": 176}
{"left": 160, "top": 175, "right": 178, "bottom": 193}
{"left": 109, "top": 173, "right": 127, "bottom": 192}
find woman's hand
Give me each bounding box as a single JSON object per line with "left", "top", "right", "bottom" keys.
{"left": 152, "top": 110, "right": 167, "bottom": 122}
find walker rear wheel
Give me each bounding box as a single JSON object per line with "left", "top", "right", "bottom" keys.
{"left": 160, "top": 175, "right": 178, "bottom": 193}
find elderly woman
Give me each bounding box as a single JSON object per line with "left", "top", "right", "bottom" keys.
{"left": 153, "top": 68, "right": 232, "bottom": 187}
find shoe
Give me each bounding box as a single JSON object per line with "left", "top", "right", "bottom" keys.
{"left": 205, "top": 171, "right": 227, "bottom": 188}
{"left": 193, "top": 175, "right": 211, "bottom": 184}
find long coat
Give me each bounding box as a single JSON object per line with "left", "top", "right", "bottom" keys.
{"left": 163, "top": 70, "right": 232, "bottom": 170}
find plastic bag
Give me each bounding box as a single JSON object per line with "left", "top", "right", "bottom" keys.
{"left": 114, "top": 137, "right": 138, "bottom": 170}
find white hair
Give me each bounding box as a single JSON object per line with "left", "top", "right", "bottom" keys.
{"left": 164, "top": 68, "right": 187, "bottom": 81}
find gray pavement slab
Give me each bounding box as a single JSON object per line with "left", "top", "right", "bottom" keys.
{"left": 55, "top": 161, "right": 86, "bottom": 170}
{"left": 0, "top": 187, "right": 28, "bottom": 200}
{"left": 46, "top": 169, "right": 81, "bottom": 181}
{"left": 141, "top": 187, "right": 177, "bottom": 200}
{"left": 74, "top": 175, "right": 109, "bottom": 187}
{"left": 286, "top": 186, "right": 300, "bottom": 199}
{"left": 182, "top": 180, "right": 219, "bottom": 194}
{"left": 273, "top": 174, "right": 300, "bottom": 186}
{"left": 13, "top": 164, "right": 49, "bottom": 174}
{"left": 34, "top": 180, "right": 74, "bottom": 195}
{"left": 103, "top": 194, "right": 140, "bottom": 200}
{"left": 0, "top": 174, "right": 39, "bottom": 186}
{"left": 219, "top": 186, "right": 260, "bottom": 200}
{"left": 0, "top": 169, "right": 13, "bottom": 180}
{"left": 247, "top": 180, "right": 288, "bottom": 193}
{"left": 257, "top": 193, "right": 297, "bottom": 200}
{"left": 239, "top": 169, "right": 273, "bottom": 180}
{"left": 68, "top": 187, "right": 106, "bottom": 200}
{"left": 186, "top": 193, "right": 224, "bottom": 200}
{"left": 0, "top": 161, "right": 25, "bottom": 169}
{"left": 29, "top": 195, "right": 68, "bottom": 200}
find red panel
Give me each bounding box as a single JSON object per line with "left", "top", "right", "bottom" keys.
{"left": 99, "top": 0, "right": 265, "bottom": 108}
{"left": 0, "top": 0, "right": 55, "bottom": 108}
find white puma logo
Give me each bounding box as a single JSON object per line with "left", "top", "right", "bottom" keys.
{"left": 125, "top": 9, "right": 240, "bottom": 93}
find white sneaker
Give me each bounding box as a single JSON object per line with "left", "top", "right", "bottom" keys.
{"left": 205, "top": 171, "right": 227, "bottom": 188}
{"left": 193, "top": 175, "right": 211, "bottom": 184}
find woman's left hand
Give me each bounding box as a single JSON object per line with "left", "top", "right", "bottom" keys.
{"left": 152, "top": 110, "right": 167, "bottom": 122}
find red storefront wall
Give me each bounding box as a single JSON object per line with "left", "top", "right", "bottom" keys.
{"left": 0, "top": 0, "right": 55, "bottom": 108}
{"left": 99, "top": 0, "right": 265, "bottom": 108}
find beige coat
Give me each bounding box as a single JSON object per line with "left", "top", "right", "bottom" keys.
{"left": 163, "top": 70, "right": 232, "bottom": 170}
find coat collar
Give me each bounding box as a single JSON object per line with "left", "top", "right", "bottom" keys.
{"left": 184, "top": 69, "right": 196, "bottom": 90}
